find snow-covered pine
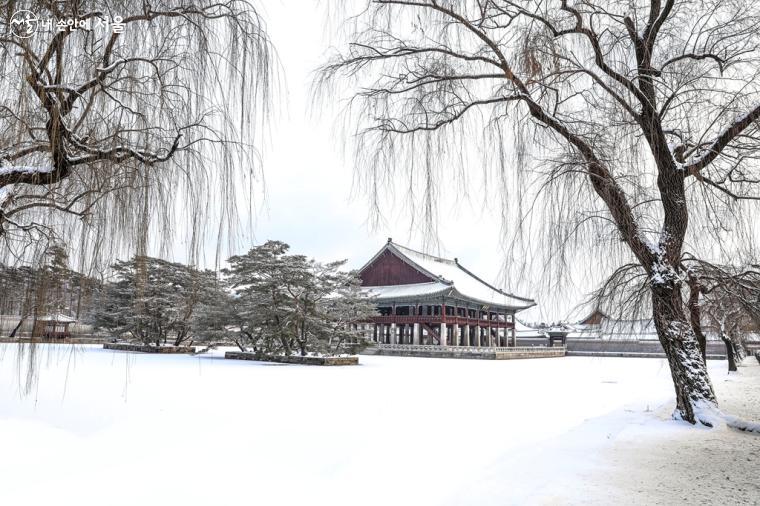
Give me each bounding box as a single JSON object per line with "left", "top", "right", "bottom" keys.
{"left": 89, "top": 256, "right": 218, "bottom": 347}
{"left": 218, "top": 241, "right": 376, "bottom": 357}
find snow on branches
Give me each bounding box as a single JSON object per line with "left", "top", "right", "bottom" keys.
{"left": 90, "top": 242, "right": 377, "bottom": 355}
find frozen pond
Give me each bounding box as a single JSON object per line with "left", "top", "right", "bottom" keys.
{"left": 0, "top": 344, "right": 743, "bottom": 505}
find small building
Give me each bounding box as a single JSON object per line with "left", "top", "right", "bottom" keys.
{"left": 514, "top": 320, "right": 570, "bottom": 347}
{"left": 359, "top": 240, "right": 535, "bottom": 347}
{"left": 32, "top": 314, "right": 76, "bottom": 339}
{"left": 571, "top": 308, "right": 661, "bottom": 341}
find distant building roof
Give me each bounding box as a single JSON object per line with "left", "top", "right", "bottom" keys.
{"left": 360, "top": 240, "right": 535, "bottom": 311}
{"left": 37, "top": 314, "right": 76, "bottom": 323}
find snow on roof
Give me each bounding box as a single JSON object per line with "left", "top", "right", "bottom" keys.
{"left": 364, "top": 241, "right": 535, "bottom": 310}
{"left": 364, "top": 281, "right": 451, "bottom": 300}
{"left": 37, "top": 314, "right": 76, "bottom": 323}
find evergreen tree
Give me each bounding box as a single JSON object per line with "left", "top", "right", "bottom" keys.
{"left": 222, "top": 241, "right": 376, "bottom": 356}
{"left": 90, "top": 256, "right": 217, "bottom": 346}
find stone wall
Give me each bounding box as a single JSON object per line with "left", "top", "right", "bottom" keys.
{"left": 103, "top": 343, "right": 196, "bottom": 354}
{"left": 517, "top": 337, "right": 727, "bottom": 360}
{"left": 566, "top": 339, "right": 726, "bottom": 359}
{"left": 225, "top": 351, "right": 359, "bottom": 366}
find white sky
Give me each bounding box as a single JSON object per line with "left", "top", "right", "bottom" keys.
{"left": 231, "top": 1, "right": 578, "bottom": 322}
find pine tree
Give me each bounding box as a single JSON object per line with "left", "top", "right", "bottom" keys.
{"left": 221, "top": 241, "right": 376, "bottom": 356}
{"left": 90, "top": 256, "right": 217, "bottom": 346}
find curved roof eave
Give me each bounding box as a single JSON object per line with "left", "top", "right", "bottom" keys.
{"left": 448, "top": 288, "right": 537, "bottom": 312}
{"left": 369, "top": 285, "right": 454, "bottom": 303}
{"left": 360, "top": 240, "right": 536, "bottom": 309}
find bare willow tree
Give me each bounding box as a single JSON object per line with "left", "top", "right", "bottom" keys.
{"left": 321, "top": 0, "right": 760, "bottom": 425}
{"left": 0, "top": 0, "right": 271, "bottom": 270}
{"left": 595, "top": 255, "right": 760, "bottom": 370}
{"left": 688, "top": 259, "right": 760, "bottom": 369}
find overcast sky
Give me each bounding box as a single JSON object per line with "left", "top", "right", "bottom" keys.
{"left": 231, "top": 1, "right": 579, "bottom": 321}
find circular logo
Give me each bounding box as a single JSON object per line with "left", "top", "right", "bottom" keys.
{"left": 10, "top": 10, "right": 39, "bottom": 38}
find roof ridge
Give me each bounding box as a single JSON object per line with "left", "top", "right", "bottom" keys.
{"left": 454, "top": 262, "right": 536, "bottom": 303}
{"left": 384, "top": 242, "right": 452, "bottom": 284}
{"left": 390, "top": 242, "right": 456, "bottom": 265}
{"left": 392, "top": 241, "right": 535, "bottom": 303}
{"left": 374, "top": 240, "right": 535, "bottom": 309}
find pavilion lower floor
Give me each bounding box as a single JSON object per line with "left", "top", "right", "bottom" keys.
{"left": 361, "top": 320, "right": 516, "bottom": 347}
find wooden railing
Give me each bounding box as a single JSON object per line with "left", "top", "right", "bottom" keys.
{"left": 376, "top": 344, "right": 563, "bottom": 353}
{"left": 369, "top": 315, "right": 514, "bottom": 328}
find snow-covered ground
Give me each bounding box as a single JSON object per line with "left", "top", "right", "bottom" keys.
{"left": 0, "top": 345, "right": 757, "bottom": 505}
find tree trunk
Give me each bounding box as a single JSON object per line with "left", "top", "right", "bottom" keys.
{"left": 721, "top": 334, "right": 737, "bottom": 372}
{"left": 651, "top": 283, "right": 717, "bottom": 425}
{"left": 173, "top": 331, "right": 187, "bottom": 347}
{"left": 9, "top": 315, "right": 26, "bottom": 338}
{"left": 686, "top": 280, "right": 707, "bottom": 363}
{"left": 733, "top": 337, "right": 746, "bottom": 362}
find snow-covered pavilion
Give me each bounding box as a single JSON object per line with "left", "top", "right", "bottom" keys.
{"left": 359, "top": 240, "right": 535, "bottom": 347}
{"left": 32, "top": 314, "right": 77, "bottom": 339}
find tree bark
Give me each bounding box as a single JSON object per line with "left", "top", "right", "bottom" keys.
{"left": 9, "top": 315, "right": 26, "bottom": 338}
{"left": 721, "top": 334, "right": 737, "bottom": 372}
{"left": 686, "top": 280, "right": 707, "bottom": 363}
{"left": 651, "top": 282, "right": 717, "bottom": 424}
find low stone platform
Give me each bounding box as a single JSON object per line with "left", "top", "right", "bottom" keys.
{"left": 103, "top": 343, "right": 196, "bottom": 354}
{"left": 567, "top": 351, "right": 727, "bottom": 360}
{"left": 225, "top": 351, "right": 359, "bottom": 366}
{"left": 366, "top": 344, "right": 565, "bottom": 360}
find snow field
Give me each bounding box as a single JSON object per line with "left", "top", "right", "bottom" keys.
{"left": 0, "top": 344, "right": 755, "bottom": 505}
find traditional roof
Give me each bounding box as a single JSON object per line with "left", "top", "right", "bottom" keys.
{"left": 364, "top": 281, "right": 452, "bottom": 300}
{"left": 36, "top": 313, "right": 76, "bottom": 323}
{"left": 360, "top": 240, "right": 536, "bottom": 311}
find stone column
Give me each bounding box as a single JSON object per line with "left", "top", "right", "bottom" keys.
{"left": 390, "top": 323, "right": 397, "bottom": 344}
{"left": 440, "top": 322, "right": 447, "bottom": 346}
{"left": 511, "top": 327, "right": 516, "bottom": 347}
{"left": 463, "top": 324, "right": 470, "bottom": 346}
{"left": 475, "top": 325, "right": 481, "bottom": 346}
{"left": 413, "top": 323, "right": 420, "bottom": 345}
{"left": 452, "top": 323, "right": 459, "bottom": 346}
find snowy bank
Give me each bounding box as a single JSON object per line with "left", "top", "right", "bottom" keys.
{"left": 0, "top": 345, "right": 757, "bottom": 505}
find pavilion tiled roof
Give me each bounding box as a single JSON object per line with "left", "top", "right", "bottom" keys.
{"left": 361, "top": 241, "right": 536, "bottom": 311}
